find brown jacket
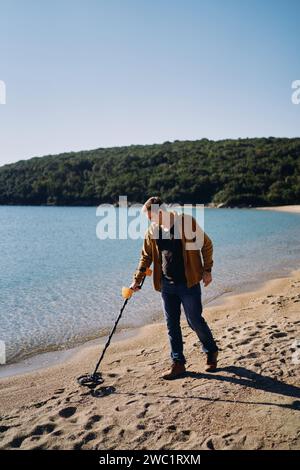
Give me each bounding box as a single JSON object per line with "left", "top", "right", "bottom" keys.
{"left": 133, "top": 211, "right": 213, "bottom": 291}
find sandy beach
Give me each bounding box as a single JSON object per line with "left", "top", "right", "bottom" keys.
{"left": 256, "top": 205, "right": 300, "bottom": 214}
{"left": 0, "top": 268, "right": 299, "bottom": 450}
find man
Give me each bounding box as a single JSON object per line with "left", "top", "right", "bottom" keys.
{"left": 130, "top": 196, "right": 218, "bottom": 380}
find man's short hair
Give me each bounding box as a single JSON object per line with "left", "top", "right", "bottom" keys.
{"left": 143, "top": 196, "right": 166, "bottom": 213}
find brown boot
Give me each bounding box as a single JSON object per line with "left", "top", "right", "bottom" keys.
{"left": 205, "top": 351, "right": 218, "bottom": 372}
{"left": 161, "top": 361, "right": 186, "bottom": 380}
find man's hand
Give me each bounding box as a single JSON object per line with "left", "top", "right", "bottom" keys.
{"left": 202, "top": 271, "right": 212, "bottom": 287}
{"left": 129, "top": 280, "right": 141, "bottom": 292}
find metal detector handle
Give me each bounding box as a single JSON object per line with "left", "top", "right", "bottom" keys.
{"left": 91, "top": 267, "right": 152, "bottom": 377}
{"left": 122, "top": 267, "right": 152, "bottom": 299}
{"left": 137, "top": 267, "right": 152, "bottom": 289}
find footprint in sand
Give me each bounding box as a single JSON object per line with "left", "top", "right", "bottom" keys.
{"left": 58, "top": 406, "right": 77, "bottom": 418}
{"left": 203, "top": 427, "right": 248, "bottom": 450}
{"left": 136, "top": 402, "right": 152, "bottom": 419}
{"left": 136, "top": 409, "right": 147, "bottom": 419}
{"left": 270, "top": 332, "right": 288, "bottom": 339}
{"left": 73, "top": 432, "right": 97, "bottom": 450}
{"left": 167, "top": 424, "right": 177, "bottom": 432}
{"left": 8, "top": 434, "right": 27, "bottom": 448}
{"left": 85, "top": 415, "right": 102, "bottom": 430}
{"left": 137, "top": 423, "right": 146, "bottom": 430}
{"left": 133, "top": 430, "right": 153, "bottom": 444}
{"left": 0, "top": 425, "right": 10, "bottom": 433}
{"left": 102, "top": 425, "right": 114, "bottom": 435}
{"left": 32, "top": 423, "right": 56, "bottom": 435}
{"left": 178, "top": 429, "right": 191, "bottom": 442}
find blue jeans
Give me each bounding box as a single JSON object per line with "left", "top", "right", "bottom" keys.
{"left": 161, "top": 277, "right": 218, "bottom": 364}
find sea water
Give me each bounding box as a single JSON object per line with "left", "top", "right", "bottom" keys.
{"left": 1, "top": 205, "right": 300, "bottom": 363}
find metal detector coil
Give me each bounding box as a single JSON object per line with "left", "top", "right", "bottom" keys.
{"left": 77, "top": 372, "right": 104, "bottom": 388}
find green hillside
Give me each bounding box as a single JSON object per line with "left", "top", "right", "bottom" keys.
{"left": 0, "top": 137, "right": 299, "bottom": 206}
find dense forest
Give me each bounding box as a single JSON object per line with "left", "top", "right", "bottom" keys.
{"left": 0, "top": 137, "right": 299, "bottom": 206}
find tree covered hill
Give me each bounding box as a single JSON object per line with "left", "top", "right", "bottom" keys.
{"left": 0, "top": 137, "right": 299, "bottom": 206}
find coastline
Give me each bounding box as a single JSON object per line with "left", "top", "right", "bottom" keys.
{"left": 255, "top": 205, "right": 300, "bottom": 214}
{"left": 1, "top": 201, "right": 300, "bottom": 376}
{"left": 1, "top": 259, "right": 299, "bottom": 379}
{"left": 0, "top": 326, "right": 145, "bottom": 380}
{"left": 0, "top": 267, "right": 299, "bottom": 449}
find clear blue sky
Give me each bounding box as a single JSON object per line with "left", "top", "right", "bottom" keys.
{"left": 0, "top": 0, "right": 299, "bottom": 165}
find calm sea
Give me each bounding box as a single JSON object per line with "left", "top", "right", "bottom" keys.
{"left": 1, "top": 206, "right": 300, "bottom": 363}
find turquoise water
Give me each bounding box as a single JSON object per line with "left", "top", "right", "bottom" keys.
{"left": 1, "top": 206, "right": 300, "bottom": 363}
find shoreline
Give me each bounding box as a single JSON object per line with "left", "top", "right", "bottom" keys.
{"left": 1, "top": 260, "right": 299, "bottom": 379}
{"left": 0, "top": 326, "right": 145, "bottom": 380}
{"left": 1, "top": 203, "right": 300, "bottom": 212}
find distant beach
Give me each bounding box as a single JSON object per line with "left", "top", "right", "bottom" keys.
{"left": 256, "top": 205, "right": 300, "bottom": 214}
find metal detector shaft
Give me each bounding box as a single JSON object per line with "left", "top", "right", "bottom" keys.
{"left": 92, "top": 275, "right": 147, "bottom": 377}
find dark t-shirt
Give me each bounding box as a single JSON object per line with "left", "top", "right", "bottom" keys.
{"left": 156, "top": 223, "right": 186, "bottom": 284}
